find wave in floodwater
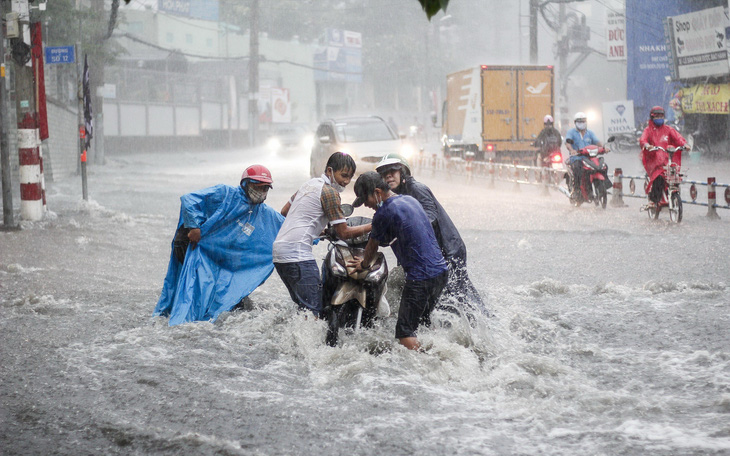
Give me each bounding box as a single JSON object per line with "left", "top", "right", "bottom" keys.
{"left": 2, "top": 277, "right": 721, "bottom": 455}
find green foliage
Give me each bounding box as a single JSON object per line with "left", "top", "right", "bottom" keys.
{"left": 418, "top": 0, "right": 450, "bottom": 19}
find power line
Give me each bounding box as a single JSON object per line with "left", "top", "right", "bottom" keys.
{"left": 114, "top": 32, "right": 362, "bottom": 75}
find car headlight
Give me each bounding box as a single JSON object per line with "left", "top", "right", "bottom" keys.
{"left": 266, "top": 137, "right": 281, "bottom": 152}
{"left": 339, "top": 147, "right": 356, "bottom": 160}
{"left": 400, "top": 143, "right": 415, "bottom": 159}
{"left": 301, "top": 134, "right": 315, "bottom": 150}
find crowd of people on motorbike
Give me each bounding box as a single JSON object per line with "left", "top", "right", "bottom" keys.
{"left": 154, "top": 150, "right": 488, "bottom": 351}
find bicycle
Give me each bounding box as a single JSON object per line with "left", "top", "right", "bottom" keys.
{"left": 641, "top": 145, "right": 685, "bottom": 223}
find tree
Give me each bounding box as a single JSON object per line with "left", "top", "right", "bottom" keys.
{"left": 418, "top": 0, "right": 450, "bottom": 19}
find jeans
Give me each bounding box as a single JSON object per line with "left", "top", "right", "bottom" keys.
{"left": 274, "top": 260, "right": 323, "bottom": 317}
{"left": 395, "top": 271, "right": 448, "bottom": 339}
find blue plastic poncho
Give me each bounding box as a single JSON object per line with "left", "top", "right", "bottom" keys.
{"left": 153, "top": 184, "right": 285, "bottom": 326}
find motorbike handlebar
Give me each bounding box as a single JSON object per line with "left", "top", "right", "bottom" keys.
{"left": 647, "top": 144, "right": 686, "bottom": 153}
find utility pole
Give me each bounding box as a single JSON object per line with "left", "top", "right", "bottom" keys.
{"left": 247, "top": 0, "right": 259, "bottom": 148}
{"left": 12, "top": 0, "right": 45, "bottom": 221}
{"left": 558, "top": 2, "right": 569, "bottom": 131}
{"left": 1, "top": 0, "right": 16, "bottom": 228}
{"left": 91, "top": 0, "right": 104, "bottom": 165}
{"left": 529, "top": 0, "right": 538, "bottom": 64}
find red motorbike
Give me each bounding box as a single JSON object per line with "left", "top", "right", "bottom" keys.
{"left": 565, "top": 137, "right": 614, "bottom": 209}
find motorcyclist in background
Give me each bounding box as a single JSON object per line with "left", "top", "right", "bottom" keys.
{"left": 534, "top": 114, "right": 562, "bottom": 163}
{"left": 565, "top": 112, "right": 602, "bottom": 195}
{"left": 639, "top": 106, "right": 687, "bottom": 206}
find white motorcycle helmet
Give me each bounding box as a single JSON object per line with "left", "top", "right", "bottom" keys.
{"left": 574, "top": 112, "right": 587, "bottom": 130}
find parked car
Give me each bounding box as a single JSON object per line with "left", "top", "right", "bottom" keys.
{"left": 265, "top": 123, "right": 315, "bottom": 156}
{"left": 310, "top": 116, "right": 414, "bottom": 177}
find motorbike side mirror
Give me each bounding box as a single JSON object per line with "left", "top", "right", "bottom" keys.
{"left": 607, "top": 136, "right": 616, "bottom": 143}
{"left": 341, "top": 204, "right": 354, "bottom": 217}
{"left": 566, "top": 138, "right": 574, "bottom": 145}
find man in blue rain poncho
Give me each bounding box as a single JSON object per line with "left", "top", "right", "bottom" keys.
{"left": 153, "top": 165, "right": 285, "bottom": 326}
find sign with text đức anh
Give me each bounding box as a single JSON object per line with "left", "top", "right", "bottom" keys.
{"left": 606, "top": 11, "right": 626, "bottom": 61}
{"left": 44, "top": 46, "right": 75, "bottom": 64}
{"left": 602, "top": 100, "right": 636, "bottom": 140}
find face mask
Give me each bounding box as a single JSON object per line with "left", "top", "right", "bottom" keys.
{"left": 246, "top": 184, "right": 268, "bottom": 204}
{"left": 326, "top": 169, "right": 345, "bottom": 193}
{"left": 375, "top": 194, "right": 383, "bottom": 209}
{"left": 575, "top": 122, "right": 587, "bottom": 130}
{"left": 652, "top": 118, "right": 664, "bottom": 127}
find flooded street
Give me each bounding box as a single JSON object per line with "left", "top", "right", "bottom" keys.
{"left": 1, "top": 147, "right": 729, "bottom": 455}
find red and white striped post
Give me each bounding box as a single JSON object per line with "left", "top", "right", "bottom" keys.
{"left": 18, "top": 113, "right": 44, "bottom": 220}
{"left": 706, "top": 177, "right": 721, "bottom": 220}
{"left": 610, "top": 168, "right": 627, "bottom": 207}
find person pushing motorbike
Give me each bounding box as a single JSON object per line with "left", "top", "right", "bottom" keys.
{"left": 566, "top": 112, "right": 602, "bottom": 196}
{"left": 639, "top": 106, "right": 687, "bottom": 207}
{"left": 349, "top": 172, "right": 449, "bottom": 351}
{"left": 375, "top": 153, "right": 488, "bottom": 319}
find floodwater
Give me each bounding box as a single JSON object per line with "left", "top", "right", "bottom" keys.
{"left": 1, "top": 146, "right": 729, "bottom": 455}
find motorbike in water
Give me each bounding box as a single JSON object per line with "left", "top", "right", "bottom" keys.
{"left": 321, "top": 205, "right": 389, "bottom": 346}
{"left": 641, "top": 145, "right": 685, "bottom": 223}
{"left": 564, "top": 136, "right": 615, "bottom": 209}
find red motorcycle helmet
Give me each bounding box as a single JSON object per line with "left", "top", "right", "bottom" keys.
{"left": 650, "top": 106, "right": 665, "bottom": 118}
{"left": 241, "top": 164, "right": 273, "bottom": 188}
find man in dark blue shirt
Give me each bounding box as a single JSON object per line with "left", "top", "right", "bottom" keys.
{"left": 350, "top": 172, "right": 448, "bottom": 350}
{"left": 376, "top": 153, "right": 487, "bottom": 318}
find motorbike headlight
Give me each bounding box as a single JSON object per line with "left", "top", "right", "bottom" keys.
{"left": 365, "top": 264, "right": 387, "bottom": 283}
{"left": 364, "top": 256, "right": 388, "bottom": 283}
{"left": 330, "top": 250, "right": 348, "bottom": 278}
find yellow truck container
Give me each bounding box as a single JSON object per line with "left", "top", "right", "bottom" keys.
{"left": 441, "top": 65, "right": 554, "bottom": 163}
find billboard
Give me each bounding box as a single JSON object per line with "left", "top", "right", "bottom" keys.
{"left": 606, "top": 11, "right": 626, "bottom": 61}
{"left": 665, "top": 6, "right": 730, "bottom": 79}
{"left": 626, "top": 0, "right": 691, "bottom": 123}
{"left": 602, "top": 100, "right": 635, "bottom": 140}
{"left": 158, "top": 0, "right": 219, "bottom": 22}
{"left": 271, "top": 88, "right": 291, "bottom": 123}
{"left": 314, "top": 29, "right": 362, "bottom": 83}
{"left": 674, "top": 83, "right": 730, "bottom": 114}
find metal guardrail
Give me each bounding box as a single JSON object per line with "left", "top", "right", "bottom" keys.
{"left": 412, "top": 154, "right": 730, "bottom": 217}
{"left": 618, "top": 173, "right": 730, "bottom": 214}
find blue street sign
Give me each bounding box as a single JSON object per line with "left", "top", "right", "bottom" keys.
{"left": 44, "top": 46, "right": 75, "bottom": 64}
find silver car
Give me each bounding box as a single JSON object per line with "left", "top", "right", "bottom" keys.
{"left": 310, "top": 116, "right": 414, "bottom": 177}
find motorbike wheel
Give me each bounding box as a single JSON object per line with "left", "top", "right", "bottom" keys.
{"left": 594, "top": 182, "right": 607, "bottom": 209}
{"left": 325, "top": 301, "right": 363, "bottom": 346}
{"left": 647, "top": 202, "right": 659, "bottom": 220}
{"left": 325, "top": 306, "right": 341, "bottom": 347}
{"left": 669, "top": 192, "right": 683, "bottom": 224}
